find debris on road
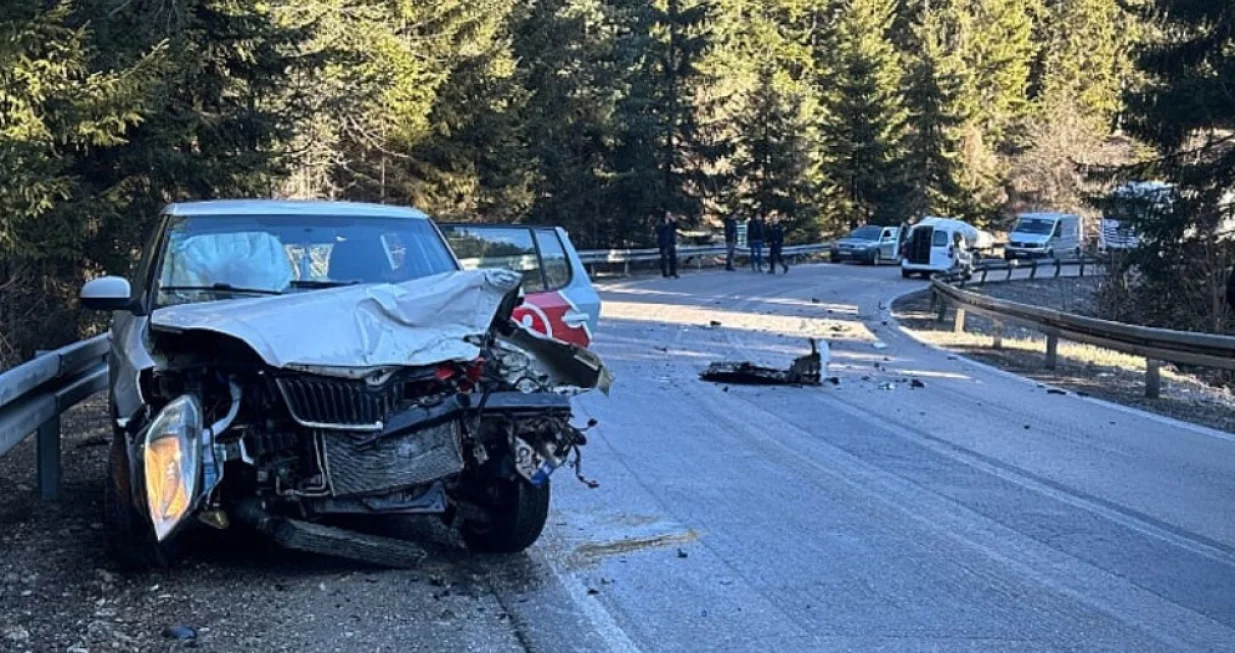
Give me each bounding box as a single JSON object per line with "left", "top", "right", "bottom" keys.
{"left": 826, "top": 377, "right": 840, "bottom": 385}
{"left": 162, "top": 625, "right": 198, "bottom": 641}
{"left": 811, "top": 298, "right": 820, "bottom": 304}
{"left": 879, "top": 383, "right": 896, "bottom": 391}
{"left": 910, "top": 379, "right": 926, "bottom": 389}
{"left": 1047, "top": 388, "right": 1067, "bottom": 395}
{"left": 677, "top": 548, "right": 689, "bottom": 559}
{"left": 699, "top": 340, "right": 823, "bottom": 387}
{"left": 872, "top": 341, "right": 888, "bottom": 351}
{"left": 708, "top": 320, "right": 723, "bottom": 328}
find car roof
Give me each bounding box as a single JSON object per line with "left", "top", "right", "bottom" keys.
{"left": 164, "top": 199, "right": 431, "bottom": 219}
{"left": 1017, "top": 212, "right": 1076, "bottom": 220}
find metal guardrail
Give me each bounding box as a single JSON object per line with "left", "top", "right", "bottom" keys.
{"left": 578, "top": 242, "right": 831, "bottom": 274}
{"left": 931, "top": 256, "right": 1235, "bottom": 398}
{"left": 0, "top": 334, "right": 108, "bottom": 499}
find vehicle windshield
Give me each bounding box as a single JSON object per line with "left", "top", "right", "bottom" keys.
{"left": 1012, "top": 217, "right": 1055, "bottom": 235}
{"left": 848, "top": 226, "right": 882, "bottom": 241}
{"left": 154, "top": 214, "right": 458, "bottom": 307}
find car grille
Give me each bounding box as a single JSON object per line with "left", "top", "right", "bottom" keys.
{"left": 275, "top": 376, "right": 403, "bottom": 431}
{"left": 321, "top": 422, "right": 464, "bottom": 496}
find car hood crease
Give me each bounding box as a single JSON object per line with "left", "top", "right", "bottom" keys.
{"left": 150, "top": 269, "right": 525, "bottom": 370}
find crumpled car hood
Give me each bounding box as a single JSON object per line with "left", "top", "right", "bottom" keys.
{"left": 150, "top": 269, "right": 524, "bottom": 371}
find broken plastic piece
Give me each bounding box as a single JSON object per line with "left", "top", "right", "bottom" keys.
{"left": 699, "top": 340, "right": 822, "bottom": 387}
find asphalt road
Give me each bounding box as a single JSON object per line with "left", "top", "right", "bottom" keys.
{"left": 5, "top": 261, "right": 1233, "bottom": 652}
{"left": 504, "top": 261, "right": 1235, "bottom": 653}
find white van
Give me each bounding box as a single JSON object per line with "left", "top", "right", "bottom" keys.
{"left": 1005, "top": 212, "right": 1083, "bottom": 260}
{"left": 900, "top": 217, "right": 981, "bottom": 278}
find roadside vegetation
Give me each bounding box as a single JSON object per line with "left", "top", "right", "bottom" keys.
{"left": 1, "top": 0, "right": 1230, "bottom": 367}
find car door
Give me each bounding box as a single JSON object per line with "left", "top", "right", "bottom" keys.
{"left": 438, "top": 224, "right": 599, "bottom": 348}
{"left": 880, "top": 227, "right": 898, "bottom": 260}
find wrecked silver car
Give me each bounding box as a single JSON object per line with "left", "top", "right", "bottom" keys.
{"left": 79, "top": 200, "right": 610, "bottom": 568}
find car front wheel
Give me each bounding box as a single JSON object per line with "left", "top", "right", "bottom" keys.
{"left": 461, "top": 477, "right": 550, "bottom": 554}
{"left": 104, "top": 432, "right": 176, "bottom": 570}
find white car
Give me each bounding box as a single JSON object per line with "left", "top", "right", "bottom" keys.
{"left": 79, "top": 200, "right": 611, "bottom": 569}
{"left": 900, "top": 217, "right": 981, "bottom": 278}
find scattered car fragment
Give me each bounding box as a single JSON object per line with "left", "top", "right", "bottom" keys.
{"left": 699, "top": 340, "right": 824, "bottom": 386}
{"left": 80, "top": 200, "right": 612, "bottom": 569}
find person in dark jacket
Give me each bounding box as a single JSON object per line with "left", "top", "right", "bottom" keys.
{"left": 747, "top": 215, "right": 765, "bottom": 272}
{"left": 723, "top": 214, "right": 738, "bottom": 271}
{"left": 657, "top": 212, "right": 679, "bottom": 279}
{"left": 1227, "top": 264, "right": 1235, "bottom": 313}
{"left": 767, "top": 216, "right": 788, "bottom": 274}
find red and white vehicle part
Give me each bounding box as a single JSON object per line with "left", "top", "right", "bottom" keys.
{"left": 437, "top": 223, "right": 601, "bottom": 348}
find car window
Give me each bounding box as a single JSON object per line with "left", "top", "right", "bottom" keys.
{"left": 932, "top": 230, "right": 948, "bottom": 247}
{"left": 534, "top": 229, "right": 572, "bottom": 291}
{"left": 439, "top": 226, "right": 546, "bottom": 293}
{"left": 153, "top": 214, "right": 456, "bottom": 307}
{"left": 850, "top": 226, "right": 882, "bottom": 240}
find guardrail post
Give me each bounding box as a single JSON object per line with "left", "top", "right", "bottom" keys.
{"left": 1045, "top": 333, "right": 1059, "bottom": 370}
{"left": 37, "top": 415, "right": 61, "bottom": 500}
{"left": 954, "top": 307, "right": 967, "bottom": 334}
{"left": 1146, "top": 359, "right": 1162, "bottom": 399}
{"left": 1054, "top": 258, "right": 1062, "bottom": 278}
{"left": 935, "top": 296, "right": 948, "bottom": 323}
{"left": 992, "top": 320, "right": 1004, "bottom": 350}
{"left": 1079, "top": 258, "right": 1085, "bottom": 277}
{"left": 1006, "top": 264, "right": 1014, "bottom": 282}
{"left": 1029, "top": 261, "right": 1038, "bottom": 280}
{"left": 623, "top": 260, "right": 630, "bottom": 277}
{"left": 980, "top": 268, "right": 988, "bottom": 285}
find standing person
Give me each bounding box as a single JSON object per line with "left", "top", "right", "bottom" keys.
{"left": 657, "top": 212, "right": 679, "bottom": 279}
{"left": 747, "top": 214, "right": 765, "bottom": 272}
{"left": 1226, "top": 264, "right": 1235, "bottom": 313}
{"left": 723, "top": 214, "right": 738, "bottom": 271}
{"left": 767, "top": 215, "right": 788, "bottom": 274}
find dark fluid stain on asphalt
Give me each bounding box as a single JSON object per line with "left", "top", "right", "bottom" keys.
{"left": 572, "top": 530, "right": 699, "bottom": 563}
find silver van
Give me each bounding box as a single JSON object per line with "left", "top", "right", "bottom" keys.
{"left": 1005, "top": 213, "right": 1083, "bottom": 260}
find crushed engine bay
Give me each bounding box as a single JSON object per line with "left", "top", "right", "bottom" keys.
{"left": 121, "top": 269, "right": 610, "bottom": 567}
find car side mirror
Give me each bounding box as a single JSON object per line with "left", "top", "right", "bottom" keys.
{"left": 80, "top": 276, "right": 135, "bottom": 312}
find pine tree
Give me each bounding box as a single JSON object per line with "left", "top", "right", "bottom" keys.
{"left": 1035, "top": 0, "right": 1128, "bottom": 127}
{"left": 1116, "top": 0, "right": 1235, "bottom": 331}
{"left": 816, "top": 0, "right": 908, "bottom": 227}
{"left": 0, "top": 1, "right": 162, "bottom": 361}
{"left": 731, "top": 65, "right": 815, "bottom": 237}
{"left": 898, "top": 5, "right": 966, "bottom": 220}
{"left": 607, "top": 0, "right": 717, "bottom": 245}
{"left": 952, "top": 0, "right": 1042, "bottom": 149}
{"left": 511, "top": 0, "right": 623, "bottom": 247}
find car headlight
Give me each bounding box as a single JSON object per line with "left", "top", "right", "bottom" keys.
{"left": 143, "top": 395, "right": 203, "bottom": 541}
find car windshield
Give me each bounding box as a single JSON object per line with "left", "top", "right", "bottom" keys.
{"left": 154, "top": 214, "right": 458, "bottom": 307}
{"left": 1013, "top": 218, "right": 1055, "bottom": 235}
{"left": 848, "top": 226, "right": 882, "bottom": 241}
